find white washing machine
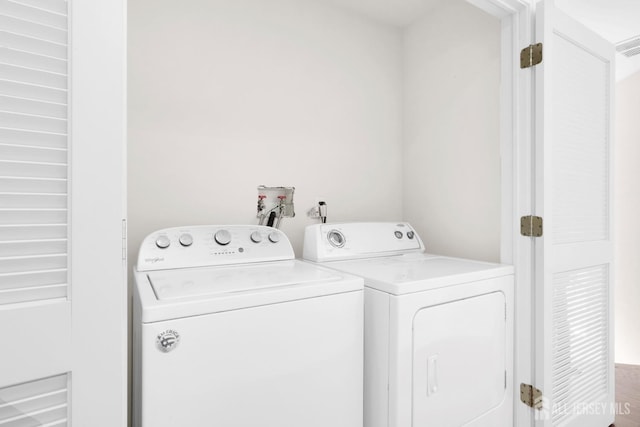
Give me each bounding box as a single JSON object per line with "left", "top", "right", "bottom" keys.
{"left": 303, "top": 222, "right": 514, "bottom": 427}
{"left": 133, "top": 225, "right": 364, "bottom": 427}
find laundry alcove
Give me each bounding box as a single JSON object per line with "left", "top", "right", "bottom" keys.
{"left": 127, "top": 0, "right": 502, "bottom": 264}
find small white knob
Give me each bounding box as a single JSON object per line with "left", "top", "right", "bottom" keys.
{"left": 268, "top": 232, "right": 280, "bottom": 243}
{"left": 156, "top": 235, "right": 170, "bottom": 249}
{"left": 214, "top": 229, "right": 232, "bottom": 246}
{"left": 327, "top": 230, "right": 345, "bottom": 248}
{"left": 179, "top": 233, "right": 193, "bottom": 247}
{"left": 250, "top": 231, "right": 262, "bottom": 243}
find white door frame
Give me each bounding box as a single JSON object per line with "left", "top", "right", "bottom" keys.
{"left": 466, "top": 0, "right": 533, "bottom": 425}
{"left": 70, "top": 0, "right": 127, "bottom": 425}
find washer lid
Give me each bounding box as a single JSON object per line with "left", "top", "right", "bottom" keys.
{"left": 327, "top": 253, "right": 514, "bottom": 295}
{"left": 148, "top": 260, "right": 344, "bottom": 300}
{"left": 135, "top": 260, "right": 363, "bottom": 322}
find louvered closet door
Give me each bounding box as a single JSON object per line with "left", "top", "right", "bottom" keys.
{"left": 0, "top": 0, "right": 72, "bottom": 425}
{"left": 534, "top": 1, "right": 615, "bottom": 426}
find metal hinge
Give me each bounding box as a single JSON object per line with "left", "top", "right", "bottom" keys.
{"left": 520, "top": 215, "right": 543, "bottom": 237}
{"left": 122, "top": 219, "right": 127, "bottom": 261}
{"left": 520, "top": 43, "right": 543, "bottom": 68}
{"left": 520, "top": 383, "right": 543, "bottom": 409}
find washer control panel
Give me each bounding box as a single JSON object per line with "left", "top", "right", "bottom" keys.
{"left": 303, "top": 222, "right": 424, "bottom": 262}
{"left": 137, "top": 225, "right": 293, "bottom": 272}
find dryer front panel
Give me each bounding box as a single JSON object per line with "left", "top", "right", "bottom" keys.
{"left": 412, "top": 291, "right": 506, "bottom": 426}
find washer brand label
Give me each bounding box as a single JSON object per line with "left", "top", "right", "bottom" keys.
{"left": 156, "top": 329, "right": 180, "bottom": 353}
{"left": 145, "top": 257, "right": 164, "bottom": 264}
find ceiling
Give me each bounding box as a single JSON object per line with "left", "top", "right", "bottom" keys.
{"left": 556, "top": 0, "right": 640, "bottom": 44}
{"left": 321, "top": 0, "right": 639, "bottom": 41}
{"left": 319, "top": 0, "right": 640, "bottom": 79}
{"left": 319, "top": 0, "right": 446, "bottom": 27}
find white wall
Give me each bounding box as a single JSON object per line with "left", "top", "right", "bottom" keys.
{"left": 128, "top": 0, "right": 404, "bottom": 262}
{"left": 403, "top": 0, "right": 501, "bottom": 262}
{"left": 614, "top": 71, "right": 640, "bottom": 364}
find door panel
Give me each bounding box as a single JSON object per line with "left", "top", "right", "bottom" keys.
{"left": 0, "top": 1, "right": 127, "bottom": 425}
{"left": 0, "top": 303, "right": 71, "bottom": 388}
{"left": 534, "top": 2, "right": 615, "bottom": 426}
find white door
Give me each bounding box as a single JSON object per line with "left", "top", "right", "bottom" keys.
{"left": 533, "top": 1, "right": 615, "bottom": 426}
{"left": 0, "top": 1, "right": 126, "bottom": 425}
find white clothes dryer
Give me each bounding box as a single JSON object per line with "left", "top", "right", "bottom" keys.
{"left": 303, "top": 222, "right": 514, "bottom": 427}
{"left": 133, "top": 225, "right": 364, "bottom": 427}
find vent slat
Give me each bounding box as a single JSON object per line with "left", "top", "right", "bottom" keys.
{"left": 621, "top": 47, "right": 640, "bottom": 58}
{"left": 0, "top": 79, "right": 66, "bottom": 104}
{"left": 0, "top": 403, "right": 67, "bottom": 425}
{"left": 0, "top": 238, "right": 65, "bottom": 256}
{"left": 0, "top": 96, "right": 66, "bottom": 119}
{"left": 0, "top": 110, "right": 67, "bottom": 133}
{"left": 0, "top": 177, "right": 67, "bottom": 193}
{"left": 616, "top": 36, "right": 640, "bottom": 56}
{"left": 1, "top": 1, "right": 67, "bottom": 30}
{"left": 0, "top": 389, "right": 65, "bottom": 410}
{"left": 0, "top": 14, "right": 66, "bottom": 44}
{"left": 0, "top": 253, "right": 67, "bottom": 274}
{"left": 0, "top": 282, "right": 65, "bottom": 304}
{"left": 0, "top": 193, "right": 67, "bottom": 208}
{"left": 0, "top": 268, "right": 66, "bottom": 289}
{"left": 0, "top": 208, "right": 66, "bottom": 225}
{"left": 0, "top": 62, "right": 66, "bottom": 89}
{"left": 0, "top": 224, "right": 67, "bottom": 241}
{"left": 9, "top": 0, "right": 67, "bottom": 16}
{"left": 0, "top": 30, "right": 67, "bottom": 58}
{"left": 0, "top": 159, "right": 67, "bottom": 178}
{"left": 0, "top": 46, "right": 67, "bottom": 74}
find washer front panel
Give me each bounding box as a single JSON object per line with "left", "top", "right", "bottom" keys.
{"left": 137, "top": 292, "right": 363, "bottom": 427}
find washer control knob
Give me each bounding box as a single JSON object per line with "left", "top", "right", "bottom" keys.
{"left": 214, "top": 229, "right": 232, "bottom": 246}
{"left": 327, "top": 230, "right": 346, "bottom": 248}
{"left": 394, "top": 231, "right": 403, "bottom": 239}
{"left": 268, "top": 232, "right": 280, "bottom": 243}
{"left": 155, "top": 235, "right": 170, "bottom": 249}
{"left": 407, "top": 231, "right": 415, "bottom": 239}
{"left": 250, "top": 231, "right": 262, "bottom": 243}
{"left": 179, "top": 233, "right": 193, "bottom": 247}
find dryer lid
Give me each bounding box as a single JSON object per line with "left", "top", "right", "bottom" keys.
{"left": 327, "top": 254, "right": 514, "bottom": 295}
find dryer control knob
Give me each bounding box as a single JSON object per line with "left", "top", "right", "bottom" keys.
{"left": 268, "top": 232, "right": 280, "bottom": 243}
{"left": 179, "top": 233, "right": 193, "bottom": 247}
{"left": 155, "top": 235, "right": 170, "bottom": 249}
{"left": 214, "top": 229, "right": 232, "bottom": 246}
{"left": 327, "top": 230, "right": 346, "bottom": 248}
{"left": 250, "top": 231, "right": 262, "bottom": 243}
{"left": 407, "top": 231, "right": 415, "bottom": 239}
